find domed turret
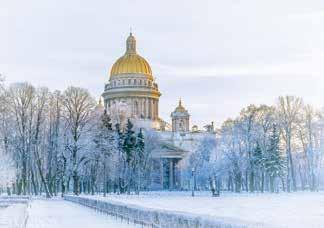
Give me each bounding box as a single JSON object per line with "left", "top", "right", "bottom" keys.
{"left": 174, "top": 99, "right": 187, "bottom": 113}
{"left": 171, "top": 99, "right": 190, "bottom": 132}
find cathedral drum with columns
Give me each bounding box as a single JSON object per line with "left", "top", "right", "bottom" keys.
{"left": 102, "top": 33, "right": 161, "bottom": 128}
{"left": 102, "top": 33, "right": 216, "bottom": 190}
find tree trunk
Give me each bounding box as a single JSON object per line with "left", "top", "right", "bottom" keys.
{"left": 35, "top": 148, "right": 51, "bottom": 198}
{"left": 30, "top": 169, "right": 38, "bottom": 196}
{"left": 287, "top": 136, "right": 297, "bottom": 191}
{"left": 72, "top": 171, "right": 79, "bottom": 195}
{"left": 103, "top": 162, "right": 107, "bottom": 197}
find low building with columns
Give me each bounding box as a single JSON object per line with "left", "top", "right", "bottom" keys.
{"left": 102, "top": 32, "right": 216, "bottom": 190}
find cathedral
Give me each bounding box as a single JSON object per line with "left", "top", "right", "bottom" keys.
{"left": 102, "top": 32, "right": 215, "bottom": 190}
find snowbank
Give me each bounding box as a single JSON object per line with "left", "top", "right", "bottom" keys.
{"left": 0, "top": 196, "right": 30, "bottom": 205}
{"left": 64, "top": 195, "right": 265, "bottom": 228}
{"left": 0, "top": 203, "right": 28, "bottom": 228}
{"left": 0, "top": 196, "right": 30, "bottom": 228}
{"left": 26, "top": 199, "right": 138, "bottom": 228}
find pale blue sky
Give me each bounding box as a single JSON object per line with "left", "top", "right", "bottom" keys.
{"left": 1, "top": 0, "right": 324, "bottom": 127}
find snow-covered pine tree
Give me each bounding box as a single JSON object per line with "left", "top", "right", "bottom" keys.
{"left": 266, "top": 124, "right": 286, "bottom": 192}
{"left": 134, "top": 128, "right": 145, "bottom": 194}
{"left": 252, "top": 142, "right": 265, "bottom": 192}
{"left": 123, "top": 119, "right": 136, "bottom": 164}
{"left": 253, "top": 142, "right": 263, "bottom": 167}
{"left": 119, "top": 119, "right": 136, "bottom": 193}
{"left": 101, "top": 109, "right": 112, "bottom": 131}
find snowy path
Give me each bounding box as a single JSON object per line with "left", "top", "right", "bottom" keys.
{"left": 26, "top": 199, "right": 138, "bottom": 228}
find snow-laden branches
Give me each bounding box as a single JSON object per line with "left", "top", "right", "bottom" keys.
{"left": 209, "top": 96, "right": 324, "bottom": 193}
{"left": 1, "top": 78, "right": 324, "bottom": 196}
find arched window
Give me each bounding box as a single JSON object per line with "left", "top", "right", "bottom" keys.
{"left": 179, "top": 120, "right": 184, "bottom": 131}
{"left": 128, "top": 79, "right": 131, "bottom": 85}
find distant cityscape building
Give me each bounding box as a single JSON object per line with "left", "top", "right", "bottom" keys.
{"left": 102, "top": 33, "right": 216, "bottom": 190}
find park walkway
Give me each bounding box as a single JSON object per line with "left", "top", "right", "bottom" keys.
{"left": 26, "top": 198, "right": 138, "bottom": 228}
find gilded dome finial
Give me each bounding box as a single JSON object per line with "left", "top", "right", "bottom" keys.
{"left": 126, "top": 31, "right": 136, "bottom": 54}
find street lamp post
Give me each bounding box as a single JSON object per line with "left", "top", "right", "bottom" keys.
{"left": 191, "top": 167, "right": 195, "bottom": 197}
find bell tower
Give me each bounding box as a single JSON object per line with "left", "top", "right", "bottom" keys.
{"left": 171, "top": 99, "right": 190, "bottom": 132}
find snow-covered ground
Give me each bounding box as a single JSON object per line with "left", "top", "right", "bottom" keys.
{"left": 2, "top": 192, "right": 323, "bottom": 228}
{"left": 0, "top": 203, "right": 27, "bottom": 228}
{"left": 82, "top": 191, "right": 324, "bottom": 228}
{"left": 26, "top": 199, "right": 139, "bottom": 228}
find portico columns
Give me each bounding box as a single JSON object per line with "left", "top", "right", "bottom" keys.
{"left": 169, "top": 159, "right": 174, "bottom": 190}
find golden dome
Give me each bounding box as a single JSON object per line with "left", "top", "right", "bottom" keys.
{"left": 175, "top": 99, "right": 186, "bottom": 113}
{"left": 110, "top": 33, "right": 152, "bottom": 79}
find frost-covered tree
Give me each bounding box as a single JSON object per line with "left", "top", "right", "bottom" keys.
{"left": 1, "top": 78, "right": 324, "bottom": 196}
{"left": 188, "top": 136, "right": 217, "bottom": 194}
{"left": 239, "top": 105, "right": 259, "bottom": 192}
{"left": 46, "top": 90, "right": 63, "bottom": 196}
{"left": 6, "top": 83, "right": 35, "bottom": 195}
{"left": 219, "top": 119, "right": 246, "bottom": 192}
{"left": 297, "top": 105, "right": 322, "bottom": 191}
{"left": 62, "top": 86, "right": 96, "bottom": 195}
{"left": 90, "top": 108, "right": 118, "bottom": 196}
{"left": 277, "top": 96, "right": 303, "bottom": 192}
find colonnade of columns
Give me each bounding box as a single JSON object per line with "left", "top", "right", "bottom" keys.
{"left": 105, "top": 97, "right": 159, "bottom": 120}
{"left": 159, "top": 158, "right": 180, "bottom": 190}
